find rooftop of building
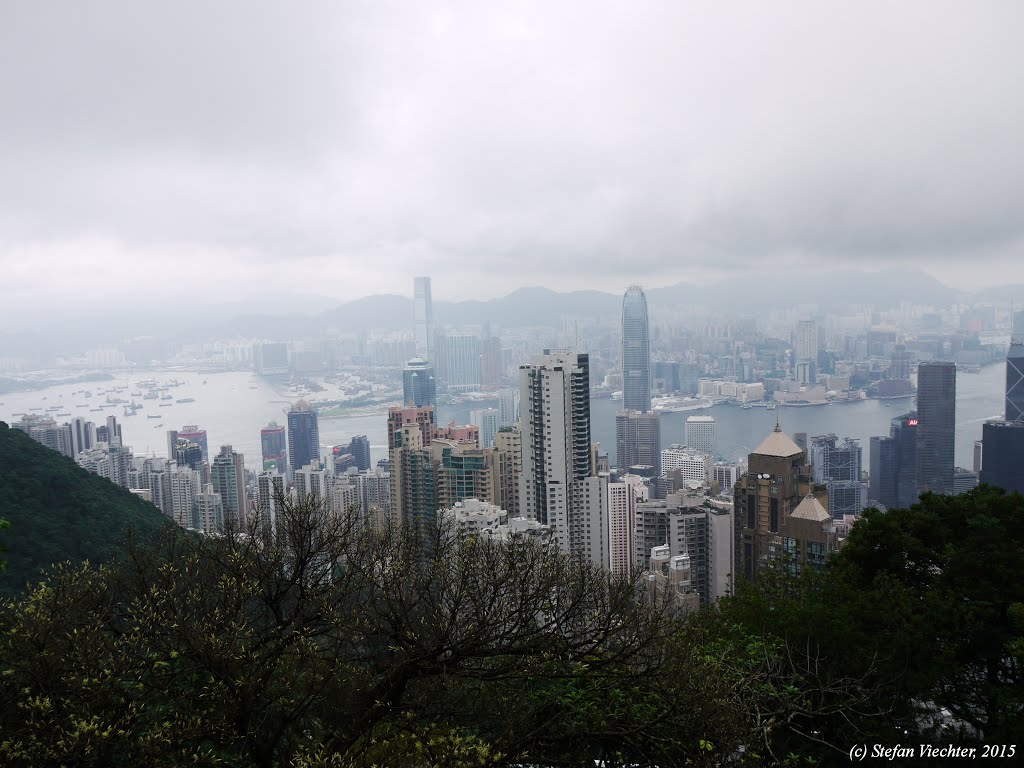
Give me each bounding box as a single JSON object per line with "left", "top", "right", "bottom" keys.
{"left": 791, "top": 494, "right": 830, "bottom": 522}
{"left": 752, "top": 424, "right": 803, "bottom": 458}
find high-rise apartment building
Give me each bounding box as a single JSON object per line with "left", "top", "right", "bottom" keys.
{"left": 615, "top": 410, "right": 661, "bottom": 473}
{"left": 197, "top": 483, "right": 224, "bottom": 534}
{"left": 287, "top": 403, "right": 320, "bottom": 479}
{"left": 494, "top": 428, "right": 522, "bottom": 519}
{"left": 685, "top": 415, "right": 716, "bottom": 456}
{"left": 916, "top": 362, "right": 956, "bottom": 495}
{"left": 519, "top": 351, "right": 607, "bottom": 564}
{"left": 256, "top": 469, "right": 285, "bottom": 530}
{"left": 260, "top": 422, "right": 288, "bottom": 473}
{"left": 621, "top": 285, "right": 651, "bottom": 413}
{"left": 210, "top": 445, "right": 247, "bottom": 528}
{"left": 403, "top": 357, "right": 437, "bottom": 407}
{"left": 413, "top": 276, "right": 434, "bottom": 363}
{"left": 480, "top": 336, "right": 503, "bottom": 386}
{"left": 607, "top": 474, "right": 646, "bottom": 577}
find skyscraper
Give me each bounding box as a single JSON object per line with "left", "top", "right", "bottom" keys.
{"left": 287, "top": 402, "right": 320, "bottom": 477}
{"left": 177, "top": 425, "right": 209, "bottom": 462}
{"left": 685, "top": 415, "right": 716, "bottom": 456}
{"left": 621, "top": 286, "right": 651, "bottom": 413}
{"left": 1006, "top": 312, "right": 1024, "bottom": 423}
{"left": 413, "top": 276, "right": 434, "bottom": 363}
{"left": 795, "top": 320, "right": 818, "bottom": 385}
{"left": 615, "top": 410, "right": 661, "bottom": 473}
{"left": 810, "top": 434, "right": 867, "bottom": 518}
{"left": 347, "top": 435, "right": 371, "bottom": 471}
{"left": 519, "top": 351, "right": 608, "bottom": 564}
{"left": 260, "top": 421, "right": 288, "bottom": 473}
{"left": 916, "top": 362, "right": 956, "bottom": 495}
{"left": 443, "top": 333, "right": 482, "bottom": 392}
{"left": 470, "top": 407, "right": 499, "bottom": 449}
{"left": 402, "top": 357, "right": 437, "bottom": 407}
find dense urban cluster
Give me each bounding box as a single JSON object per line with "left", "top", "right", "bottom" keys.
{"left": 6, "top": 277, "right": 1023, "bottom": 604}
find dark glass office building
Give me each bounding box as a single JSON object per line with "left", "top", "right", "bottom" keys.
{"left": 621, "top": 285, "right": 651, "bottom": 413}
{"left": 287, "top": 405, "right": 320, "bottom": 475}
{"left": 870, "top": 412, "right": 919, "bottom": 509}
{"left": 980, "top": 421, "right": 1024, "bottom": 493}
{"left": 402, "top": 357, "right": 437, "bottom": 407}
{"left": 916, "top": 362, "right": 955, "bottom": 496}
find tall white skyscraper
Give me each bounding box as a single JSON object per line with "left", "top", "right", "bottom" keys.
{"left": 607, "top": 474, "right": 647, "bottom": 577}
{"left": 685, "top": 415, "right": 716, "bottom": 456}
{"left": 519, "top": 350, "right": 607, "bottom": 565}
{"left": 414, "top": 276, "right": 434, "bottom": 363}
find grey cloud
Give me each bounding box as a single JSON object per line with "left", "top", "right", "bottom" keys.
{"left": 1, "top": 0, "right": 1024, "bottom": 316}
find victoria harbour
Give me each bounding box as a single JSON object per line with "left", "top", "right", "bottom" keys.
{"left": 0, "top": 361, "right": 1004, "bottom": 473}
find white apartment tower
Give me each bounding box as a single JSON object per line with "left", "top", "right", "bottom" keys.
{"left": 607, "top": 474, "right": 648, "bottom": 577}
{"left": 519, "top": 350, "right": 608, "bottom": 565}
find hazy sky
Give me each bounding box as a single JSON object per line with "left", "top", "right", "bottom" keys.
{"left": 2, "top": 1, "right": 1023, "bottom": 322}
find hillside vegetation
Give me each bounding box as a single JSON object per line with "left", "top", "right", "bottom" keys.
{"left": 0, "top": 421, "right": 167, "bottom": 597}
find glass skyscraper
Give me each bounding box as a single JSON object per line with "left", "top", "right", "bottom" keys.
{"left": 916, "top": 362, "right": 955, "bottom": 496}
{"left": 287, "top": 404, "right": 320, "bottom": 476}
{"left": 621, "top": 285, "right": 651, "bottom": 413}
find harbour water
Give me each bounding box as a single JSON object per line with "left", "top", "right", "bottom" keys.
{"left": 0, "top": 364, "right": 1006, "bottom": 473}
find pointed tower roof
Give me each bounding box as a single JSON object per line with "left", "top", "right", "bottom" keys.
{"left": 751, "top": 423, "right": 803, "bottom": 458}
{"left": 791, "top": 493, "right": 830, "bottom": 522}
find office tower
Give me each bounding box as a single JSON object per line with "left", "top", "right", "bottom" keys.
{"left": 795, "top": 320, "right": 818, "bottom": 384}
{"left": 811, "top": 435, "right": 867, "bottom": 519}
{"left": 734, "top": 425, "right": 836, "bottom": 582}
{"left": 413, "top": 276, "right": 434, "bottom": 363}
{"left": 872, "top": 412, "right": 919, "bottom": 509}
{"left": 890, "top": 344, "right": 912, "bottom": 380}
{"left": 616, "top": 410, "right": 661, "bottom": 474}
{"left": 916, "top": 362, "right": 956, "bottom": 495}
{"left": 347, "top": 435, "right": 371, "bottom": 471}
{"left": 793, "top": 432, "right": 808, "bottom": 453}
{"left": 494, "top": 428, "right": 522, "bottom": 518}
{"left": 470, "top": 407, "right": 500, "bottom": 449}
{"left": 607, "top": 474, "right": 646, "bottom": 577}
{"left": 403, "top": 357, "right": 437, "bottom": 407}
{"left": 287, "top": 403, "right": 320, "bottom": 479}
{"left": 519, "top": 351, "right": 607, "bottom": 564}
{"left": 166, "top": 429, "right": 179, "bottom": 461}
{"left": 260, "top": 422, "right": 288, "bottom": 473}
{"left": 178, "top": 425, "right": 209, "bottom": 462}
{"left": 174, "top": 441, "right": 204, "bottom": 474}
{"left": 210, "top": 445, "right": 247, "bottom": 528}
{"left": 331, "top": 446, "right": 357, "bottom": 474}
{"left": 621, "top": 285, "right": 651, "bottom": 412}
{"left": 980, "top": 420, "right": 1024, "bottom": 493}
{"left": 254, "top": 342, "right": 289, "bottom": 375}
{"left": 953, "top": 468, "right": 978, "bottom": 494}
{"left": 685, "top": 415, "right": 716, "bottom": 456}
{"left": 660, "top": 446, "right": 711, "bottom": 485}
{"left": 498, "top": 387, "right": 520, "bottom": 427}
{"left": 1006, "top": 320, "right": 1024, "bottom": 423}
{"left": 712, "top": 462, "right": 741, "bottom": 495}
{"left": 973, "top": 440, "right": 984, "bottom": 477}
{"left": 480, "top": 336, "right": 503, "bottom": 386}
{"left": 256, "top": 470, "right": 285, "bottom": 529}
{"left": 197, "top": 483, "right": 224, "bottom": 534}
{"left": 444, "top": 333, "right": 482, "bottom": 392}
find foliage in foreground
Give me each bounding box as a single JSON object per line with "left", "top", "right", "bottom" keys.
{"left": 0, "top": 493, "right": 879, "bottom": 767}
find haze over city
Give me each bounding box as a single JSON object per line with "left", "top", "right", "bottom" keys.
{"left": 3, "top": 0, "right": 1024, "bottom": 329}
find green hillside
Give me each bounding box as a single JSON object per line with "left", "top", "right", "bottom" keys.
{"left": 0, "top": 421, "right": 168, "bottom": 597}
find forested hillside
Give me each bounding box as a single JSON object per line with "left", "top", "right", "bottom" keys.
{"left": 0, "top": 421, "right": 167, "bottom": 597}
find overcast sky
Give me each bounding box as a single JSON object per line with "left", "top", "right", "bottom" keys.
{"left": 2, "top": 0, "right": 1023, "bottom": 324}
